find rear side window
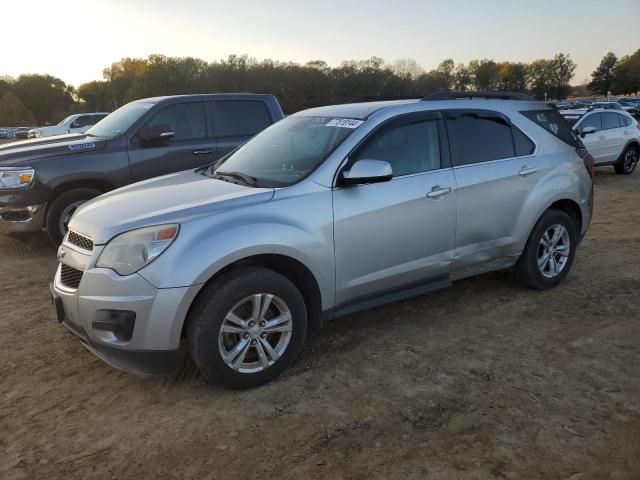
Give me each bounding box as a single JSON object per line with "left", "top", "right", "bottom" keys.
{"left": 445, "top": 113, "right": 515, "bottom": 165}
{"left": 213, "top": 100, "right": 272, "bottom": 137}
{"left": 619, "top": 114, "right": 633, "bottom": 127}
{"left": 602, "top": 112, "right": 621, "bottom": 130}
{"left": 521, "top": 109, "right": 578, "bottom": 147}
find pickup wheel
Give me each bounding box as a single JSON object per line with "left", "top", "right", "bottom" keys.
{"left": 188, "top": 267, "right": 308, "bottom": 389}
{"left": 514, "top": 209, "right": 578, "bottom": 290}
{"left": 45, "top": 188, "right": 101, "bottom": 245}
{"left": 614, "top": 145, "right": 638, "bottom": 175}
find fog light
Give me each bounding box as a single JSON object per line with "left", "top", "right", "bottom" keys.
{"left": 92, "top": 310, "right": 136, "bottom": 341}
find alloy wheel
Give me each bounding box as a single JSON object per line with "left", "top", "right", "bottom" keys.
{"left": 623, "top": 149, "right": 638, "bottom": 173}
{"left": 537, "top": 224, "right": 571, "bottom": 278}
{"left": 58, "top": 200, "right": 86, "bottom": 238}
{"left": 218, "top": 294, "right": 293, "bottom": 373}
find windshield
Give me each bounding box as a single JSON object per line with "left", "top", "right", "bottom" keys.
{"left": 211, "top": 116, "right": 362, "bottom": 187}
{"left": 86, "top": 101, "right": 155, "bottom": 138}
{"left": 57, "top": 115, "right": 75, "bottom": 126}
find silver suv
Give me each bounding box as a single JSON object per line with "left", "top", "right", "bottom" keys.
{"left": 51, "top": 92, "right": 594, "bottom": 388}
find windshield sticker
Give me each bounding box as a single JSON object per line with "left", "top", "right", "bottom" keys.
{"left": 549, "top": 123, "right": 559, "bottom": 135}
{"left": 68, "top": 143, "right": 96, "bottom": 151}
{"left": 536, "top": 113, "right": 548, "bottom": 122}
{"left": 325, "top": 118, "right": 364, "bottom": 129}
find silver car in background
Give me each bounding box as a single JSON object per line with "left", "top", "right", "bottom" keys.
{"left": 51, "top": 92, "right": 594, "bottom": 388}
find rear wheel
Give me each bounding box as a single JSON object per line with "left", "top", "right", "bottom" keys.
{"left": 514, "top": 210, "right": 578, "bottom": 290}
{"left": 45, "top": 188, "right": 101, "bottom": 245}
{"left": 188, "top": 267, "right": 308, "bottom": 389}
{"left": 614, "top": 145, "right": 638, "bottom": 175}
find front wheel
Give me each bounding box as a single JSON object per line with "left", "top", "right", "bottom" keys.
{"left": 45, "top": 188, "right": 101, "bottom": 245}
{"left": 614, "top": 145, "right": 638, "bottom": 175}
{"left": 188, "top": 267, "right": 308, "bottom": 389}
{"left": 514, "top": 210, "right": 578, "bottom": 290}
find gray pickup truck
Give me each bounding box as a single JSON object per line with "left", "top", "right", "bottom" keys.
{"left": 0, "top": 93, "right": 284, "bottom": 243}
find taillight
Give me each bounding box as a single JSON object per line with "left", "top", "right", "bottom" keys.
{"left": 576, "top": 146, "right": 594, "bottom": 178}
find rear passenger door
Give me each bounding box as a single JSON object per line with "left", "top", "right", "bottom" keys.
{"left": 601, "top": 112, "right": 626, "bottom": 162}
{"left": 212, "top": 100, "right": 273, "bottom": 158}
{"left": 445, "top": 109, "right": 540, "bottom": 277}
{"left": 127, "top": 101, "right": 216, "bottom": 181}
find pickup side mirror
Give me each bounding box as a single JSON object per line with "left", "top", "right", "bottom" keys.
{"left": 340, "top": 159, "right": 393, "bottom": 185}
{"left": 138, "top": 124, "right": 175, "bottom": 143}
{"left": 576, "top": 126, "right": 596, "bottom": 138}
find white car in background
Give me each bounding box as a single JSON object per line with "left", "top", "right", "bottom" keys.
{"left": 28, "top": 112, "right": 110, "bottom": 138}
{"left": 570, "top": 109, "right": 640, "bottom": 174}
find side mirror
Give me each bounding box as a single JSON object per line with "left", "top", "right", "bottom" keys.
{"left": 138, "top": 124, "right": 175, "bottom": 143}
{"left": 578, "top": 126, "right": 596, "bottom": 138}
{"left": 340, "top": 159, "right": 393, "bottom": 185}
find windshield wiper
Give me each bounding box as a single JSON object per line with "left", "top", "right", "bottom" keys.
{"left": 212, "top": 170, "right": 258, "bottom": 187}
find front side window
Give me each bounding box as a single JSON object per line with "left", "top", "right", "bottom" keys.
{"left": 143, "top": 102, "right": 207, "bottom": 141}
{"left": 602, "top": 112, "right": 621, "bottom": 130}
{"left": 446, "top": 113, "right": 515, "bottom": 166}
{"left": 212, "top": 115, "right": 359, "bottom": 187}
{"left": 580, "top": 113, "right": 602, "bottom": 132}
{"left": 213, "top": 100, "right": 272, "bottom": 137}
{"left": 351, "top": 119, "right": 441, "bottom": 176}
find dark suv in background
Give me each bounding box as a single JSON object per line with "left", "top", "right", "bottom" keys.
{"left": 0, "top": 93, "right": 284, "bottom": 243}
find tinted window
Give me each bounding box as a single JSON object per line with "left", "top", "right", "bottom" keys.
{"left": 446, "top": 113, "right": 514, "bottom": 165}
{"left": 521, "top": 109, "right": 579, "bottom": 147}
{"left": 580, "top": 113, "right": 602, "bottom": 132}
{"left": 619, "top": 114, "right": 633, "bottom": 127}
{"left": 512, "top": 127, "right": 535, "bottom": 156}
{"left": 72, "top": 115, "right": 94, "bottom": 128}
{"left": 352, "top": 119, "right": 441, "bottom": 176}
{"left": 602, "top": 112, "right": 621, "bottom": 130}
{"left": 87, "top": 101, "right": 155, "bottom": 138}
{"left": 213, "top": 100, "right": 271, "bottom": 137}
{"left": 145, "top": 103, "right": 206, "bottom": 141}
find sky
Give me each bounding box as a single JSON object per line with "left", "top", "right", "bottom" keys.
{"left": 1, "top": 0, "right": 639, "bottom": 87}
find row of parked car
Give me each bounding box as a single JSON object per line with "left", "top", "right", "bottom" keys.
{"left": 0, "top": 90, "right": 636, "bottom": 389}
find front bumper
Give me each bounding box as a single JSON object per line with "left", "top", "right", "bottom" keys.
{"left": 0, "top": 203, "right": 46, "bottom": 234}
{"left": 51, "top": 260, "right": 202, "bottom": 377}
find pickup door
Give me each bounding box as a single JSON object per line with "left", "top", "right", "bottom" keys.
{"left": 127, "top": 101, "right": 217, "bottom": 182}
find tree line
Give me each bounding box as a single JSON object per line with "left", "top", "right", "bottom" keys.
{"left": 1, "top": 50, "right": 638, "bottom": 127}
{"left": 587, "top": 50, "right": 640, "bottom": 97}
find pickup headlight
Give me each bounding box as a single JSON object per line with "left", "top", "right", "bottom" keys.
{"left": 96, "top": 224, "right": 179, "bottom": 276}
{"left": 0, "top": 168, "right": 35, "bottom": 189}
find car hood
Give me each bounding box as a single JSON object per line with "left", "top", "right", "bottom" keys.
{"left": 0, "top": 134, "right": 107, "bottom": 166}
{"left": 69, "top": 169, "right": 275, "bottom": 244}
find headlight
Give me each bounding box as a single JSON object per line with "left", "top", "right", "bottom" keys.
{"left": 96, "top": 224, "right": 179, "bottom": 276}
{"left": 0, "top": 168, "right": 35, "bottom": 189}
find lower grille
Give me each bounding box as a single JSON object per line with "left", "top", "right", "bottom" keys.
{"left": 60, "top": 264, "right": 83, "bottom": 289}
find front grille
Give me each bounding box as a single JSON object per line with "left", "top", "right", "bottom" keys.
{"left": 60, "top": 264, "right": 83, "bottom": 289}
{"left": 68, "top": 230, "right": 94, "bottom": 251}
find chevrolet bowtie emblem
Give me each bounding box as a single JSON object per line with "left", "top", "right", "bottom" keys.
{"left": 57, "top": 246, "right": 66, "bottom": 261}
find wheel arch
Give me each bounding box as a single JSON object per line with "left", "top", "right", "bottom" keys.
{"left": 46, "top": 179, "right": 115, "bottom": 211}
{"left": 180, "top": 253, "right": 324, "bottom": 342}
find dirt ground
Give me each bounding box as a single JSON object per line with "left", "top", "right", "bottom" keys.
{"left": 1, "top": 168, "right": 639, "bottom": 480}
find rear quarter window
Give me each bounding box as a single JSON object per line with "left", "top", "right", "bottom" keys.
{"left": 520, "top": 109, "right": 578, "bottom": 147}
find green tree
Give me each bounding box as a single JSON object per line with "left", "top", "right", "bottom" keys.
{"left": 548, "top": 53, "right": 576, "bottom": 99}
{"left": 469, "top": 59, "right": 500, "bottom": 90}
{"left": 612, "top": 49, "right": 640, "bottom": 95}
{"left": 497, "top": 62, "right": 528, "bottom": 91}
{"left": 588, "top": 52, "right": 618, "bottom": 96}
{"left": 11, "top": 74, "right": 74, "bottom": 125}
{"left": 77, "top": 80, "right": 112, "bottom": 112}
{"left": 0, "top": 92, "right": 36, "bottom": 126}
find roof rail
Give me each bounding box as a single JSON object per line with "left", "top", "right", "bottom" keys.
{"left": 421, "top": 91, "right": 534, "bottom": 101}
{"left": 346, "top": 95, "right": 421, "bottom": 104}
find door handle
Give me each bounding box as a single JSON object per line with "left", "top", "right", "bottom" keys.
{"left": 193, "top": 149, "right": 214, "bottom": 155}
{"left": 598, "top": 135, "right": 606, "bottom": 140}
{"left": 519, "top": 166, "right": 538, "bottom": 177}
{"left": 426, "top": 186, "right": 452, "bottom": 199}
{"left": 624, "top": 131, "right": 631, "bottom": 135}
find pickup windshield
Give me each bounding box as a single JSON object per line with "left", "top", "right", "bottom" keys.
{"left": 210, "top": 116, "right": 361, "bottom": 187}
{"left": 86, "top": 101, "right": 155, "bottom": 139}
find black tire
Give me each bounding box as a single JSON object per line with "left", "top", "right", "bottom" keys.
{"left": 514, "top": 209, "right": 578, "bottom": 290}
{"left": 45, "top": 188, "right": 101, "bottom": 245}
{"left": 188, "top": 267, "right": 308, "bottom": 389}
{"left": 614, "top": 145, "right": 638, "bottom": 175}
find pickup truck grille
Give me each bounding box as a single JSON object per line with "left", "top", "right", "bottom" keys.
{"left": 68, "top": 230, "right": 94, "bottom": 251}
{"left": 60, "top": 264, "right": 83, "bottom": 289}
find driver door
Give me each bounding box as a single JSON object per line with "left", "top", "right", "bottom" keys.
{"left": 127, "top": 102, "right": 217, "bottom": 181}
{"left": 332, "top": 112, "right": 457, "bottom": 308}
